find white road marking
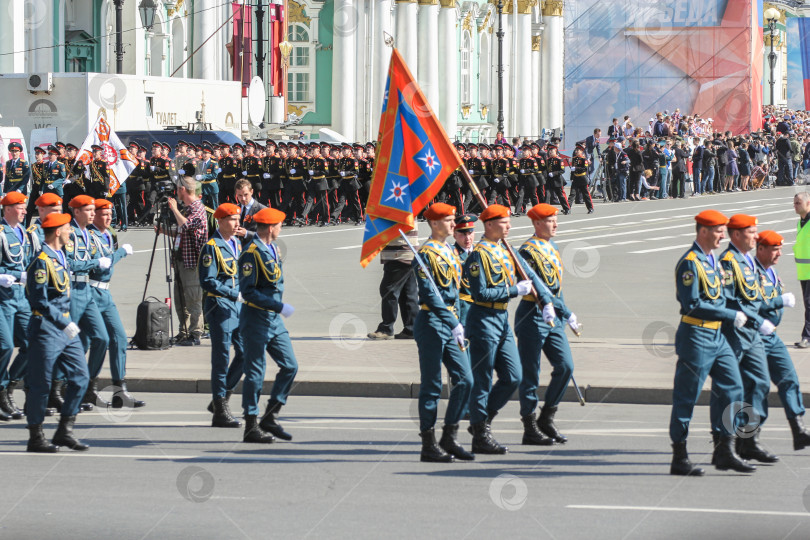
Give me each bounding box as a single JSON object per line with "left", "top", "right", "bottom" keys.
{"left": 566, "top": 505, "right": 810, "bottom": 518}
{"left": 612, "top": 240, "right": 642, "bottom": 245}
{"left": 0, "top": 452, "right": 323, "bottom": 462}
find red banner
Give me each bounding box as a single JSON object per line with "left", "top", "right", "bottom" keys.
{"left": 270, "top": 3, "right": 285, "bottom": 96}
{"left": 232, "top": 3, "right": 252, "bottom": 98}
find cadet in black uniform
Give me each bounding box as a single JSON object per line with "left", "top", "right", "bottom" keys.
{"left": 545, "top": 145, "right": 571, "bottom": 215}
{"left": 569, "top": 142, "right": 594, "bottom": 214}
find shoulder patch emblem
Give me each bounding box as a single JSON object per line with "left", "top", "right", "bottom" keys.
{"left": 241, "top": 261, "right": 253, "bottom": 276}
{"left": 65, "top": 241, "right": 75, "bottom": 253}
{"left": 469, "top": 262, "right": 480, "bottom": 278}
{"left": 202, "top": 254, "right": 213, "bottom": 268}
{"left": 681, "top": 271, "right": 694, "bottom": 286}
{"left": 34, "top": 268, "right": 46, "bottom": 284}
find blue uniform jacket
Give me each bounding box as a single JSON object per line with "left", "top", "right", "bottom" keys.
{"left": 87, "top": 225, "right": 127, "bottom": 282}
{"left": 720, "top": 243, "right": 765, "bottom": 340}
{"left": 65, "top": 221, "right": 102, "bottom": 275}
{"left": 0, "top": 219, "right": 31, "bottom": 281}
{"left": 238, "top": 236, "right": 284, "bottom": 313}
{"left": 755, "top": 259, "right": 785, "bottom": 327}
{"left": 4, "top": 158, "right": 30, "bottom": 193}
{"left": 674, "top": 242, "right": 737, "bottom": 322}
{"left": 518, "top": 236, "right": 572, "bottom": 320}
{"left": 26, "top": 244, "right": 72, "bottom": 329}
{"left": 199, "top": 233, "right": 241, "bottom": 301}
{"left": 43, "top": 161, "right": 67, "bottom": 196}
{"left": 413, "top": 239, "right": 461, "bottom": 329}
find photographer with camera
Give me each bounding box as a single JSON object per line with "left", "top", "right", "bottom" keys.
{"left": 159, "top": 165, "right": 208, "bottom": 346}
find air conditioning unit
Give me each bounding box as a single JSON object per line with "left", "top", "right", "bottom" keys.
{"left": 27, "top": 73, "right": 53, "bottom": 93}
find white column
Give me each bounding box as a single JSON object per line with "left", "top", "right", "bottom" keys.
{"left": 395, "top": 0, "right": 418, "bottom": 75}
{"left": 515, "top": 5, "right": 532, "bottom": 138}
{"left": 373, "top": 0, "right": 393, "bottom": 132}
{"left": 531, "top": 34, "right": 541, "bottom": 138}
{"left": 30, "top": 6, "right": 56, "bottom": 72}
{"left": 0, "top": 0, "right": 25, "bottom": 73}
{"left": 332, "top": 0, "right": 357, "bottom": 140}
{"left": 193, "top": 0, "right": 217, "bottom": 79}
{"left": 438, "top": 1, "right": 458, "bottom": 138}
{"left": 501, "top": 13, "right": 512, "bottom": 136}
{"left": 417, "top": 1, "right": 439, "bottom": 113}
{"left": 541, "top": 1, "right": 564, "bottom": 131}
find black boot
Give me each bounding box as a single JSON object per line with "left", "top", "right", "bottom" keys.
{"left": 207, "top": 390, "right": 232, "bottom": 413}
{"left": 211, "top": 397, "right": 241, "bottom": 428}
{"left": 438, "top": 424, "right": 474, "bottom": 461}
{"left": 112, "top": 380, "right": 146, "bottom": 409}
{"left": 470, "top": 422, "right": 508, "bottom": 454}
{"left": 82, "top": 378, "right": 111, "bottom": 408}
{"left": 670, "top": 441, "right": 705, "bottom": 476}
{"left": 521, "top": 414, "right": 554, "bottom": 446}
{"left": 713, "top": 435, "right": 755, "bottom": 473}
{"left": 259, "top": 399, "right": 292, "bottom": 441}
{"left": 538, "top": 405, "right": 567, "bottom": 443}
{"left": 48, "top": 380, "right": 65, "bottom": 412}
{"left": 243, "top": 414, "right": 275, "bottom": 444}
{"left": 788, "top": 415, "right": 810, "bottom": 451}
{"left": 0, "top": 406, "right": 10, "bottom": 422}
{"left": 710, "top": 433, "right": 720, "bottom": 465}
{"left": 4, "top": 381, "right": 23, "bottom": 419}
{"left": 420, "top": 428, "right": 454, "bottom": 462}
{"left": 736, "top": 429, "right": 779, "bottom": 463}
{"left": 52, "top": 415, "right": 89, "bottom": 451}
{"left": 0, "top": 388, "right": 21, "bottom": 420}
{"left": 27, "top": 424, "right": 58, "bottom": 453}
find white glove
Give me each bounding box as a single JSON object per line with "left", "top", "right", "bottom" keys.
{"left": 781, "top": 292, "right": 796, "bottom": 308}
{"left": 242, "top": 171, "right": 247, "bottom": 176}
{"left": 469, "top": 169, "right": 475, "bottom": 174}
{"left": 308, "top": 169, "right": 315, "bottom": 175}
{"left": 263, "top": 173, "right": 270, "bottom": 179}
{"left": 568, "top": 313, "right": 580, "bottom": 333}
{"left": 515, "top": 280, "right": 533, "bottom": 296}
{"left": 542, "top": 303, "right": 556, "bottom": 324}
{"left": 98, "top": 257, "right": 112, "bottom": 270}
{"left": 18, "top": 273, "right": 27, "bottom": 285}
{"left": 734, "top": 311, "right": 748, "bottom": 329}
{"left": 758, "top": 319, "right": 776, "bottom": 336}
{"left": 122, "top": 244, "right": 133, "bottom": 256}
{"left": 46, "top": 184, "right": 54, "bottom": 190}
{"left": 281, "top": 303, "right": 295, "bottom": 318}
{"left": 63, "top": 322, "right": 81, "bottom": 340}
{"left": 494, "top": 177, "right": 500, "bottom": 183}
{"left": 195, "top": 175, "right": 202, "bottom": 180}
{"left": 451, "top": 324, "right": 465, "bottom": 348}
{"left": 290, "top": 168, "right": 297, "bottom": 174}
{"left": 520, "top": 169, "right": 526, "bottom": 174}
{"left": 0, "top": 275, "right": 16, "bottom": 288}
{"left": 150, "top": 165, "right": 155, "bottom": 171}
{"left": 340, "top": 171, "right": 346, "bottom": 176}
{"left": 237, "top": 292, "right": 244, "bottom": 304}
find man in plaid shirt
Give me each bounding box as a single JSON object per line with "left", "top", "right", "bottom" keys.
{"left": 163, "top": 170, "right": 208, "bottom": 345}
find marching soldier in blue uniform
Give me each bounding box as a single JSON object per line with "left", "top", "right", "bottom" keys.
{"left": 669, "top": 209, "right": 754, "bottom": 476}
{"left": 198, "top": 143, "right": 220, "bottom": 210}
{"left": 238, "top": 207, "right": 298, "bottom": 443}
{"left": 199, "top": 203, "right": 245, "bottom": 429}
{"left": 66, "top": 195, "right": 111, "bottom": 410}
{"left": 452, "top": 214, "right": 477, "bottom": 327}
{"left": 3, "top": 142, "right": 30, "bottom": 194}
{"left": 86, "top": 198, "right": 143, "bottom": 409}
{"left": 413, "top": 203, "right": 474, "bottom": 462}
{"left": 43, "top": 146, "right": 67, "bottom": 197}
{"left": 0, "top": 192, "right": 32, "bottom": 421}
{"left": 25, "top": 212, "right": 90, "bottom": 452}
{"left": 515, "top": 204, "right": 579, "bottom": 446}
{"left": 463, "top": 204, "right": 555, "bottom": 454}
{"left": 754, "top": 230, "right": 810, "bottom": 451}
{"left": 720, "top": 214, "right": 778, "bottom": 464}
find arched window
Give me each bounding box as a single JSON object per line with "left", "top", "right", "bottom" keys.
{"left": 479, "top": 32, "right": 490, "bottom": 107}
{"left": 287, "top": 23, "right": 312, "bottom": 103}
{"left": 460, "top": 29, "right": 472, "bottom": 105}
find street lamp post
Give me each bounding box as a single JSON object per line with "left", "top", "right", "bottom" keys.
{"left": 114, "top": 0, "right": 125, "bottom": 74}
{"left": 255, "top": 1, "right": 266, "bottom": 80}
{"left": 765, "top": 7, "right": 780, "bottom": 107}
{"left": 496, "top": 0, "right": 504, "bottom": 135}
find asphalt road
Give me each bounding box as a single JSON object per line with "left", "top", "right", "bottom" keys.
{"left": 0, "top": 395, "right": 808, "bottom": 539}
{"left": 111, "top": 186, "right": 804, "bottom": 343}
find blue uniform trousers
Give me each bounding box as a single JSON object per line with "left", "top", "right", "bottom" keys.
{"left": 763, "top": 333, "right": 805, "bottom": 420}
{"left": 725, "top": 331, "right": 771, "bottom": 425}
{"left": 25, "top": 314, "right": 89, "bottom": 425}
{"left": 0, "top": 285, "right": 30, "bottom": 388}
{"left": 466, "top": 305, "right": 521, "bottom": 425}
{"left": 240, "top": 307, "right": 298, "bottom": 416}
{"left": 414, "top": 310, "right": 472, "bottom": 432}
{"left": 88, "top": 287, "right": 127, "bottom": 380}
{"left": 70, "top": 282, "right": 109, "bottom": 380}
{"left": 670, "top": 324, "right": 744, "bottom": 443}
{"left": 205, "top": 296, "right": 244, "bottom": 400}
{"left": 202, "top": 184, "right": 219, "bottom": 211}
{"left": 515, "top": 303, "right": 574, "bottom": 417}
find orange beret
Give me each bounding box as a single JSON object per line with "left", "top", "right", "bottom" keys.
{"left": 94, "top": 199, "right": 113, "bottom": 210}
{"left": 694, "top": 210, "right": 728, "bottom": 227}
{"left": 479, "top": 204, "right": 511, "bottom": 222}
{"left": 214, "top": 203, "right": 240, "bottom": 219}
{"left": 423, "top": 202, "right": 456, "bottom": 221}
{"left": 36, "top": 193, "right": 63, "bottom": 207}
{"left": 0, "top": 192, "right": 27, "bottom": 206}
{"left": 41, "top": 213, "right": 72, "bottom": 228}
{"left": 727, "top": 214, "right": 758, "bottom": 230}
{"left": 526, "top": 203, "right": 558, "bottom": 220}
{"left": 253, "top": 207, "right": 286, "bottom": 224}
{"left": 757, "top": 230, "right": 783, "bottom": 246}
{"left": 68, "top": 195, "right": 96, "bottom": 208}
